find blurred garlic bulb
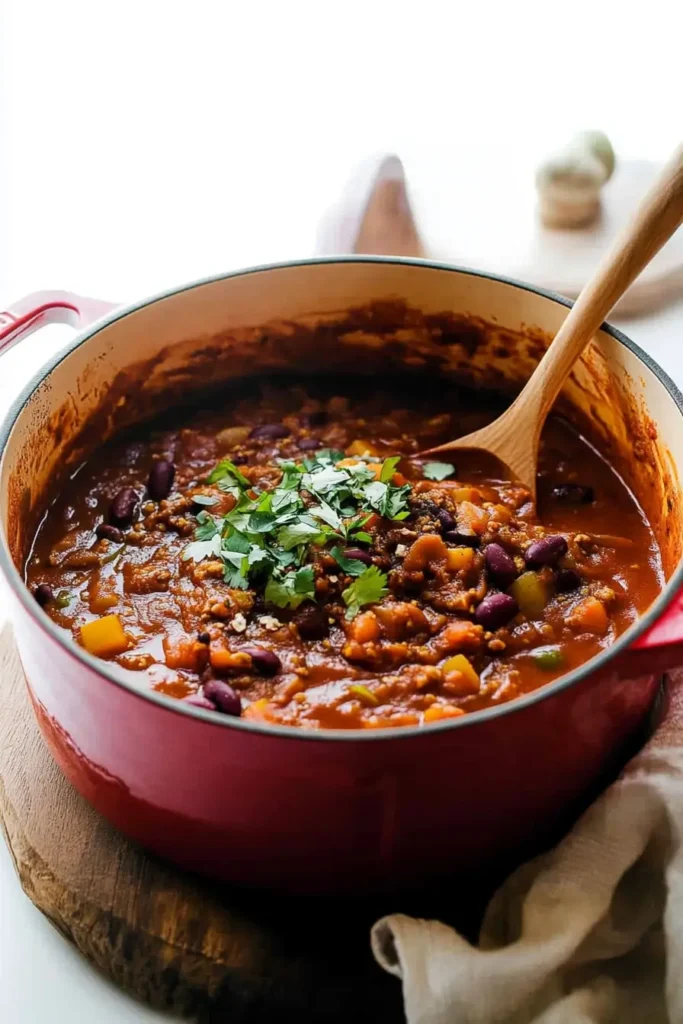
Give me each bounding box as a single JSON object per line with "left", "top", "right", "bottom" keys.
{"left": 536, "top": 131, "right": 616, "bottom": 228}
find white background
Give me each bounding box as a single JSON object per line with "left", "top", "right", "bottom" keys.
{"left": 1, "top": 2, "right": 682, "bottom": 1021}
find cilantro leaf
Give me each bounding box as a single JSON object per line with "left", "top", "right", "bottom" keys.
{"left": 223, "top": 562, "right": 249, "bottom": 588}
{"left": 276, "top": 520, "right": 326, "bottom": 551}
{"left": 278, "top": 460, "right": 303, "bottom": 490}
{"left": 247, "top": 510, "right": 277, "bottom": 533}
{"left": 182, "top": 535, "right": 222, "bottom": 563}
{"left": 330, "top": 545, "right": 369, "bottom": 577}
{"left": 301, "top": 465, "right": 348, "bottom": 494}
{"left": 381, "top": 483, "right": 412, "bottom": 520}
{"left": 222, "top": 530, "right": 251, "bottom": 554}
{"left": 264, "top": 567, "right": 315, "bottom": 609}
{"left": 191, "top": 494, "right": 218, "bottom": 507}
{"left": 293, "top": 565, "right": 315, "bottom": 596}
{"left": 350, "top": 530, "right": 373, "bottom": 544}
{"left": 422, "top": 461, "right": 456, "bottom": 481}
{"left": 309, "top": 501, "right": 342, "bottom": 530}
{"left": 194, "top": 511, "right": 219, "bottom": 540}
{"left": 363, "top": 480, "right": 388, "bottom": 507}
{"left": 379, "top": 456, "right": 401, "bottom": 483}
{"left": 342, "top": 565, "right": 388, "bottom": 619}
{"left": 207, "top": 458, "right": 250, "bottom": 489}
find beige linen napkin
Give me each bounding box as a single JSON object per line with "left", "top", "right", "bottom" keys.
{"left": 371, "top": 673, "right": 683, "bottom": 1023}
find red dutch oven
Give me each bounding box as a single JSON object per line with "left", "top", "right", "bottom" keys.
{"left": 1, "top": 257, "right": 683, "bottom": 894}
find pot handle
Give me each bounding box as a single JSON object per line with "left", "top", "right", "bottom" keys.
{"left": 0, "top": 291, "right": 118, "bottom": 358}
{"left": 622, "top": 591, "right": 683, "bottom": 676}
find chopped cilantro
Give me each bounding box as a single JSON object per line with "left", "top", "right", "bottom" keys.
{"left": 191, "top": 494, "right": 218, "bottom": 506}
{"left": 194, "top": 511, "right": 219, "bottom": 540}
{"left": 330, "top": 545, "right": 368, "bottom": 577}
{"left": 350, "top": 530, "right": 373, "bottom": 544}
{"left": 379, "top": 456, "right": 401, "bottom": 483}
{"left": 207, "top": 458, "right": 250, "bottom": 489}
{"left": 309, "top": 501, "right": 342, "bottom": 530}
{"left": 422, "top": 461, "right": 456, "bottom": 481}
{"left": 342, "top": 565, "right": 388, "bottom": 619}
{"left": 293, "top": 565, "right": 315, "bottom": 595}
{"left": 277, "top": 520, "right": 326, "bottom": 551}
{"left": 264, "top": 565, "right": 316, "bottom": 609}
{"left": 301, "top": 465, "right": 348, "bottom": 494}
{"left": 184, "top": 445, "right": 409, "bottom": 610}
{"left": 182, "top": 534, "right": 221, "bottom": 562}
{"left": 246, "top": 510, "right": 277, "bottom": 533}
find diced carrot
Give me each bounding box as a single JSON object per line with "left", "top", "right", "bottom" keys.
{"left": 442, "top": 654, "right": 481, "bottom": 695}
{"left": 337, "top": 457, "right": 364, "bottom": 469}
{"left": 362, "top": 513, "right": 381, "bottom": 531}
{"left": 89, "top": 590, "right": 119, "bottom": 614}
{"left": 437, "top": 620, "right": 484, "bottom": 654}
{"left": 347, "top": 610, "right": 381, "bottom": 644}
{"left": 424, "top": 704, "right": 465, "bottom": 723}
{"left": 457, "top": 501, "right": 489, "bottom": 535}
{"left": 392, "top": 472, "right": 408, "bottom": 486}
{"left": 452, "top": 487, "right": 482, "bottom": 504}
{"left": 209, "top": 646, "right": 252, "bottom": 672}
{"left": 374, "top": 602, "right": 429, "bottom": 640}
{"left": 347, "top": 440, "right": 382, "bottom": 457}
{"left": 403, "top": 534, "right": 448, "bottom": 572}
{"left": 446, "top": 547, "right": 475, "bottom": 572}
{"left": 163, "top": 635, "right": 209, "bottom": 672}
{"left": 244, "top": 698, "right": 271, "bottom": 720}
{"left": 80, "top": 614, "right": 129, "bottom": 658}
{"left": 569, "top": 597, "right": 609, "bottom": 635}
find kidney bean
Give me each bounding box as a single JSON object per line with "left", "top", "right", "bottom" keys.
{"left": 299, "top": 409, "right": 328, "bottom": 427}
{"left": 95, "top": 523, "right": 124, "bottom": 543}
{"left": 484, "top": 543, "right": 517, "bottom": 588}
{"left": 109, "top": 487, "right": 139, "bottom": 527}
{"left": 474, "top": 592, "right": 519, "bottom": 630}
{"left": 342, "top": 547, "right": 373, "bottom": 565}
{"left": 184, "top": 692, "right": 217, "bottom": 711}
{"left": 298, "top": 437, "right": 322, "bottom": 451}
{"left": 524, "top": 535, "right": 568, "bottom": 568}
{"left": 556, "top": 568, "right": 582, "bottom": 592}
{"left": 203, "top": 680, "right": 242, "bottom": 716}
{"left": 293, "top": 601, "right": 329, "bottom": 640}
{"left": 147, "top": 459, "right": 176, "bottom": 501}
{"left": 250, "top": 423, "right": 290, "bottom": 441}
{"left": 33, "top": 583, "right": 54, "bottom": 607}
{"left": 240, "top": 645, "right": 282, "bottom": 676}
{"left": 435, "top": 509, "right": 457, "bottom": 532}
{"left": 551, "top": 483, "right": 594, "bottom": 504}
{"left": 444, "top": 529, "right": 480, "bottom": 548}
{"left": 414, "top": 500, "right": 456, "bottom": 533}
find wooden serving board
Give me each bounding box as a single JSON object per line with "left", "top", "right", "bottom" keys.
{"left": 0, "top": 627, "right": 409, "bottom": 1022}
{"left": 0, "top": 626, "right": 510, "bottom": 1021}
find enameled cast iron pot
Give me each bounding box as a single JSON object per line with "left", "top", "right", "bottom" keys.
{"left": 2, "top": 257, "right": 683, "bottom": 894}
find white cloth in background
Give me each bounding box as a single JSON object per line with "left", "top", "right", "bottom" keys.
{"left": 371, "top": 677, "right": 683, "bottom": 1024}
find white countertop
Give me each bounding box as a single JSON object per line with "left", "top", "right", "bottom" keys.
{"left": 1, "top": 2, "right": 683, "bottom": 1019}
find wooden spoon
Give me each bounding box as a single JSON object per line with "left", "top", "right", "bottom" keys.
{"left": 421, "top": 145, "right": 683, "bottom": 500}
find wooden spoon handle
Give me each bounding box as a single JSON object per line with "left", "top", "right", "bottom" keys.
{"left": 518, "top": 144, "right": 683, "bottom": 425}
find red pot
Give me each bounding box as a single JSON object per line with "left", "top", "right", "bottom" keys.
{"left": 1, "top": 259, "right": 683, "bottom": 893}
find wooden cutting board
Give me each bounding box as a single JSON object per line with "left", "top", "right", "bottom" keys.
{"left": 0, "top": 626, "right": 408, "bottom": 1022}
{"left": 0, "top": 625, "right": 511, "bottom": 1021}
